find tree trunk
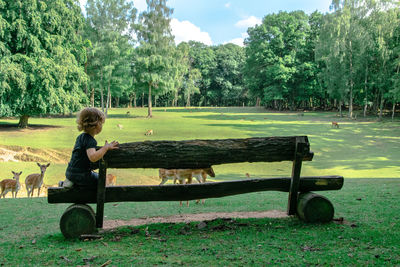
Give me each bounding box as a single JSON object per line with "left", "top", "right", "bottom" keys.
{"left": 134, "top": 93, "right": 137, "bottom": 108}
{"left": 100, "top": 70, "right": 104, "bottom": 112}
{"left": 105, "top": 82, "right": 110, "bottom": 116}
{"left": 186, "top": 94, "right": 191, "bottom": 108}
{"left": 154, "top": 95, "right": 157, "bottom": 107}
{"left": 256, "top": 97, "right": 261, "bottom": 107}
{"left": 348, "top": 40, "right": 354, "bottom": 119}
{"left": 379, "top": 92, "right": 384, "bottom": 121}
{"left": 147, "top": 84, "right": 153, "bottom": 118}
{"left": 18, "top": 115, "right": 29, "bottom": 128}
{"left": 90, "top": 87, "right": 95, "bottom": 107}
{"left": 142, "top": 92, "right": 144, "bottom": 108}
{"left": 116, "top": 97, "right": 119, "bottom": 108}
{"left": 392, "top": 101, "right": 396, "bottom": 122}
{"left": 128, "top": 94, "right": 133, "bottom": 108}
{"left": 174, "top": 90, "right": 179, "bottom": 107}
{"left": 339, "top": 100, "right": 343, "bottom": 117}
{"left": 363, "top": 65, "right": 368, "bottom": 117}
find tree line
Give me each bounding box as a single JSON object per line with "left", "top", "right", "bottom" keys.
{"left": 0, "top": 0, "right": 399, "bottom": 127}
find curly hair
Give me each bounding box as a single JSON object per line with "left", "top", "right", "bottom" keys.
{"left": 76, "top": 107, "right": 105, "bottom": 132}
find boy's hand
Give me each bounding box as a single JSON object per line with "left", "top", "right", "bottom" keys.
{"left": 105, "top": 140, "right": 119, "bottom": 151}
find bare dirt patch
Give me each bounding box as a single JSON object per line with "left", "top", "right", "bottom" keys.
{"left": 103, "top": 210, "right": 288, "bottom": 229}
{"left": 0, "top": 145, "right": 69, "bottom": 163}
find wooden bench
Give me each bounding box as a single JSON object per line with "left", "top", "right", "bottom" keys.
{"left": 48, "top": 136, "right": 344, "bottom": 238}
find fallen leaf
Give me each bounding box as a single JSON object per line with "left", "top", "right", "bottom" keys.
{"left": 75, "top": 248, "right": 82, "bottom": 252}
{"left": 100, "top": 260, "right": 112, "bottom": 267}
{"left": 31, "top": 239, "right": 36, "bottom": 245}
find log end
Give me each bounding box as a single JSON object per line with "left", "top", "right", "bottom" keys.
{"left": 60, "top": 204, "right": 96, "bottom": 238}
{"left": 297, "top": 192, "right": 334, "bottom": 223}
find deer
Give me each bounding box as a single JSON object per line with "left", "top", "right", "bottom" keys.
{"left": 159, "top": 167, "right": 215, "bottom": 206}
{"left": 25, "top": 163, "right": 50, "bottom": 197}
{"left": 331, "top": 122, "right": 339, "bottom": 128}
{"left": 145, "top": 129, "right": 153, "bottom": 136}
{"left": 106, "top": 173, "right": 117, "bottom": 186}
{"left": 117, "top": 124, "right": 123, "bottom": 130}
{"left": 0, "top": 171, "right": 22, "bottom": 198}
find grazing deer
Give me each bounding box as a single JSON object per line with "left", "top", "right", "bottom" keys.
{"left": 331, "top": 122, "right": 339, "bottom": 128}
{"left": 159, "top": 167, "right": 215, "bottom": 206}
{"left": 106, "top": 173, "right": 117, "bottom": 186}
{"left": 0, "top": 171, "right": 22, "bottom": 198}
{"left": 159, "top": 167, "right": 215, "bottom": 185}
{"left": 117, "top": 124, "right": 123, "bottom": 130}
{"left": 25, "top": 163, "right": 50, "bottom": 197}
{"left": 145, "top": 129, "right": 153, "bottom": 136}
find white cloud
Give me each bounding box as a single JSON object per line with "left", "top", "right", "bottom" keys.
{"left": 235, "top": 16, "right": 262, "bottom": 28}
{"left": 226, "top": 38, "right": 244, "bottom": 47}
{"left": 224, "top": 2, "right": 231, "bottom": 8}
{"left": 133, "top": 0, "right": 147, "bottom": 12}
{"left": 225, "top": 33, "right": 248, "bottom": 47}
{"left": 170, "top": 18, "right": 213, "bottom": 46}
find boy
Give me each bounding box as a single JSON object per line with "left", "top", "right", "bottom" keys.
{"left": 60, "top": 108, "right": 119, "bottom": 188}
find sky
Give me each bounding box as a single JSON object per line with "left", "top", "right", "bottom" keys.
{"left": 79, "top": 0, "right": 332, "bottom": 46}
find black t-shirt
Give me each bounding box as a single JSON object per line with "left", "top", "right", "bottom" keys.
{"left": 66, "top": 133, "right": 97, "bottom": 178}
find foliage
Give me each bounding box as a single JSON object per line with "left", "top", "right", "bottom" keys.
{"left": 244, "top": 11, "right": 316, "bottom": 110}
{"left": 0, "top": 0, "right": 88, "bottom": 127}
{"left": 133, "top": 0, "right": 175, "bottom": 117}
{"left": 84, "top": 0, "right": 136, "bottom": 112}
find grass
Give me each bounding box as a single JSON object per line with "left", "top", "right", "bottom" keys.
{"left": 0, "top": 107, "right": 399, "bottom": 188}
{"left": 0, "top": 107, "right": 399, "bottom": 265}
{"left": 0, "top": 179, "right": 399, "bottom": 266}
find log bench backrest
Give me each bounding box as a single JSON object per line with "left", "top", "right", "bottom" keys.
{"left": 94, "top": 136, "right": 314, "bottom": 169}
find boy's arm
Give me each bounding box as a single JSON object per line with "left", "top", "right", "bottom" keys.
{"left": 87, "top": 140, "right": 119, "bottom": 163}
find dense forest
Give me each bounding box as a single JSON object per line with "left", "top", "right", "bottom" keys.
{"left": 0, "top": 0, "right": 399, "bottom": 126}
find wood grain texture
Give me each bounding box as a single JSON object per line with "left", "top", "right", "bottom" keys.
{"left": 90, "top": 136, "right": 314, "bottom": 169}
{"left": 48, "top": 176, "right": 343, "bottom": 204}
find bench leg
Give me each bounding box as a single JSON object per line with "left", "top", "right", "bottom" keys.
{"left": 287, "top": 140, "right": 305, "bottom": 215}
{"left": 96, "top": 160, "right": 107, "bottom": 228}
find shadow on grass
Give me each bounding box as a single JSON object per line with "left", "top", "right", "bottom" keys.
{"left": 196, "top": 122, "right": 400, "bottom": 172}
{"left": 0, "top": 122, "right": 62, "bottom": 132}
{"left": 105, "top": 114, "right": 142, "bottom": 119}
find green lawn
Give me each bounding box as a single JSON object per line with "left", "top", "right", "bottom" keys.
{"left": 0, "top": 107, "right": 399, "bottom": 188}
{"left": 0, "top": 179, "right": 399, "bottom": 266}
{"left": 0, "top": 107, "right": 399, "bottom": 265}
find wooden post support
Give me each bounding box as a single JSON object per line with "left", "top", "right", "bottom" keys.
{"left": 287, "top": 138, "right": 305, "bottom": 215}
{"left": 96, "top": 159, "right": 107, "bottom": 228}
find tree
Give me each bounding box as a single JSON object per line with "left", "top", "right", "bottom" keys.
{"left": 188, "top": 41, "right": 217, "bottom": 106}
{"left": 134, "top": 0, "right": 175, "bottom": 117}
{"left": 211, "top": 44, "right": 246, "bottom": 106}
{"left": 84, "top": 0, "right": 136, "bottom": 113}
{"left": 244, "top": 11, "right": 310, "bottom": 110}
{"left": 0, "top": 0, "right": 87, "bottom": 127}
